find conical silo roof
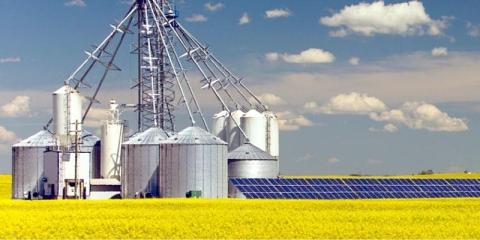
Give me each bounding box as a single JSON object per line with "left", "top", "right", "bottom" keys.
{"left": 13, "top": 130, "right": 56, "bottom": 147}
{"left": 123, "top": 127, "right": 168, "bottom": 145}
{"left": 228, "top": 143, "right": 276, "bottom": 160}
{"left": 164, "top": 126, "right": 227, "bottom": 145}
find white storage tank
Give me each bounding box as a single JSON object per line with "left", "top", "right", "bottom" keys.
{"left": 227, "top": 143, "right": 279, "bottom": 198}
{"left": 211, "top": 110, "right": 228, "bottom": 142}
{"left": 241, "top": 109, "right": 267, "bottom": 151}
{"left": 159, "top": 126, "right": 228, "bottom": 198}
{"left": 101, "top": 100, "right": 124, "bottom": 179}
{"left": 11, "top": 130, "right": 56, "bottom": 199}
{"left": 121, "top": 127, "right": 168, "bottom": 198}
{"left": 226, "top": 110, "right": 244, "bottom": 151}
{"left": 263, "top": 111, "right": 279, "bottom": 158}
{"left": 53, "top": 85, "right": 83, "bottom": 146}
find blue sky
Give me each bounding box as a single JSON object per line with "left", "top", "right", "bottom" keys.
{"left": 2, "top": 0, "right": 480, "bottom": 175}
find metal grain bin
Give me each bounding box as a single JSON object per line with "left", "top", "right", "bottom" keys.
{"left": 227, "top": 143, "right": 279, "bottom": 198}
{"left": 121, "top": 127, "right": 168, "bottom": 198}
{"left": 12, "top": 130, "right": 56, "bottom": 199}
{"left": 159, "top": 126, "right": 228, "bottom": 198}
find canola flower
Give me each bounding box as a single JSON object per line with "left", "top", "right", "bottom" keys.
{"left": 1, "top": 175, "right": 480, "bottom": 239}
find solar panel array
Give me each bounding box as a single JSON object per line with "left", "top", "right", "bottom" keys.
{"left": 230, "top": 178, "right": 480, "bottom": 199}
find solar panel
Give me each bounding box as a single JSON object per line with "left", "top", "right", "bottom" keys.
{"left": 230, "top": 177, "right": 480, "bottom": 200}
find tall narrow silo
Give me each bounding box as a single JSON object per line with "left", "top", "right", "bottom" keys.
{"left": 101, "top": 100, "right": 124, "bottom": 179}
{"left": 159, "top": 126, "right": 228, "bottom": 198}
{"left": 227, "top": 143, "right": 279, "bottom": 198}
{"left": 226, "top": 110, "right": 244, "bottom": 151}
{"left": 211, "top": 110, "right": 228, "bottom": 142}
{"left": 52, "top": 85, "right": 83, "bottom": 146}
{"left": 121, "top": 127, "right": 168, "bottom": 198}
{"left": 12, "top": 130, "right": 56, "bottom": 199}
{"left": 241, "top": 109, "right": 267, "bottom": 151}
{"left": 263, "top": 111, "right": 279, "bottom": 158}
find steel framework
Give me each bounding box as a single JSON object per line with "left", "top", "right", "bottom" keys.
{"left": 46, "top": 0, "right": 268, "bottom": 137}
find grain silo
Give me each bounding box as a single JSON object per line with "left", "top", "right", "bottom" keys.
{"left": 226, "top": 110, "right": 244, "bottom": 151}
{"left": 211, "top": 110, "right": 228, "bottom": 142}
{"left": 227, "top": 143, "right": 279, "bottom": 198}
{"left": 80, "top": 130, "right": 101, "bottom": 179}
{"left": 263, "top": 111, "right": 279, "bottom": 158}
{"left": 52, "top": 85, "right": 83, "bottom": 146}
{"left": 100, "top": 100, "right": 124, "bottom": 179}
{"left": 121, "top": 127, "right": 168, "bottom": 198}
{"left": 159, "top": 126, "right": 228, "bottom": 198}
{"left": 11, "top": 130, "right": 56, "bottom": 199}
{"left": 241, "top": 109, "right": 267, "bottom": 151}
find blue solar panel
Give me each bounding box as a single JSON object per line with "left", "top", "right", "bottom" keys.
{"left": 230, "top": 178, "right": 480, "bottom": 200}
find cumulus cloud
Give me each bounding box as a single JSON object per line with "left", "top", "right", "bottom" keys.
{"left": 205, "top": 2, "right": 224, "bottom": 12}
{"left": 254, "top": 93, "right": 286, "bottom": 106}
{"left": 186, "top": 14, "right": 207, "bottom": 23}
{"left": 369, "top": 102, "right": 468, "bottom": 132}
{"left": 304, "top": 92, "right": 387, "bottom": 114}
{"left": 0, "top": 125, "right": 19, "bottom": 144}
{"left": 467, "top": 22, "right": 480, "bottom": 37}
{"left": 349, "top": 57, "right": 360, "bottom": 65}
{"left": 266, "top": 48, "right": 335, "bottom": 64}
{"left": 65, "top": 0, "right": 86, "bottom": 7}
{"left": 320, "top": 1, "right": 449, "bottom": 37}
{"left": 239, "top": 12, "right": 250, "bottom": 25}
{"left": 1, "top": 96, "right": 31, "bottom": 118}
{"left": 0, "top": 57, "right": 21, "bottom": 64}
{"left": 369, "top": 123, "right": 399, "bottom": 133}
{"left": 265, "top": 8, "right": 292, "bottom": 19}
{"left": 431, "top": 47, "right": 448, "bottom": 57}
{"left": 276, "top": 111, "right": 314, "bottom": 131}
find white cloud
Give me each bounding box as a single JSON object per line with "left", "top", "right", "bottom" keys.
{"left": 367, "top": 159, "right": 384, "bottom": 165}
{"left": 65, "top": 0, "right": 86, "bottom": 7}
{"left": 205, "top": 2, "right": 224, "bottom": 12}
{"left": 467, "top": 22, "right": 480, "bottom": 37}
{"left": 266, "top": 48, "right": 335, "bottom": 64}
{"left": 349, "top": 57, "right": 360, "bottom": 65}
{"left": 265, "top": 8, "right": 292, "bottom": 19}
{"left": 369, "top": 123, "right": 399, "bottom": 133}
{"left": 305, "top": 92, "right": 387, "bottom": 114}
{"left": 320, "top": 1, "right": 449, "bottom": 37}
{"left": 0, "top": 57, "right": 21, "bottom": 64}
{"left": 255, "top": 93, "right": 286, "bottom": 106}
{"left": 1, "top": 96, "right": 31, "bottom": 118}
{"left": 276, "top": 111, "right": 314, "bottom": 131}
{"left": 0, "top": 126, "right": 19, "bottom": 144}
{"left": 369, "top": 102, "right": 468, "bottom": 132}
{"left": 239, "top": 12, "right": 250, "bottom": 25}
{"left": 186, "top": 14, "right": 207, "bottom": 23}
{"left": 431, "top": 47, "right": 448, "bottom": 57}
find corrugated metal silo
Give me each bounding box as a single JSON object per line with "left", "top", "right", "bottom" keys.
{"left": 12, "top": 130, "right": 56, "bottom": 199}
{"left": 241, "top": 109, "right": 267, "bottom": 151}
{"left": 121, "top": 127, "right": 168, "bottom": 198}
{"left": 211, "top": 110, "right": 228, "bottom": 142}
{"left": 227, "top": 143, "right": 279, "bottom": 198}
{"left": 159, "top": 126, "right": 228, "bottom": 198}
{"left": 226, "top": 110, "right": 244, "bottom": 151}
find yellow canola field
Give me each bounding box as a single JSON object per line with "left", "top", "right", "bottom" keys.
{"left": 2, "top": 175, "right": 480, "bottom": 239}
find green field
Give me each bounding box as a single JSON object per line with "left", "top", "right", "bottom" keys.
{"left": 1, "top": 174, "right": 480, "bottom": 238}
